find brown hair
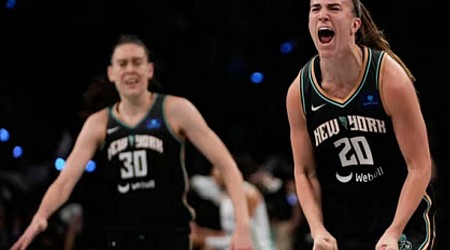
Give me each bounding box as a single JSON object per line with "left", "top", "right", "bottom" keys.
{"left": 355, "top": 0, "right": 415, "bottom": 82}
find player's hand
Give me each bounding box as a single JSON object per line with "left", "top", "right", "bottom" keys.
{"left": 376, "top": 232, "right": 399, "bottom": 250}
{"left": 9, "top": 216, "right": 48, "bottom": 250}
{"left": 229, "top": 224, "right": 253, "bottom": 250}
{"left": 312, "top": 230, "right": 338, "bottom": 250}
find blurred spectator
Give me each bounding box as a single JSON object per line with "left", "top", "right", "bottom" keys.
{"left": 248, "top": 154, "right": 311, "bottom": 250}
{"left": 189, "top": 162, "right": 275, "bottom": 250}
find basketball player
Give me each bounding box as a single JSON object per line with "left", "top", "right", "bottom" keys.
{"left": 10, "top": 34, "right": 253, "bottom": 250}
{"left": 286, "top": 0, "right": 436, "bottom": 249}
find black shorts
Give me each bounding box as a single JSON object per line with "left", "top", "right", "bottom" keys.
{"left": 396, "top": 184, "right": 437, "bottom": 250}
{"left": 327, "top": 184, "right": 437, "bottom": 250}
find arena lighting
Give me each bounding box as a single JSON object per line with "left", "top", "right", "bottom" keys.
{"left": 12, "top": 145, "right": 23, "bottom": 158}
{"left": 5, "top": 0, "right": 16, "bottom": 9}
{"left": 0, "top": 128, "right": 10, "bottom": 142}
{"left": 55, "top": 157, "right": 65, "bottom": 171}
{"left": 85, "top": 160, "right": 96, "bottom": 172}
{"left": 280, "top": 41, "right": 293, "bottom": 54}
{"left": 280, "top": 39, "right": 298, "bottom": 54}
{"left": 54, "top": 157, "right": 97, "bottom": 172}
{"left": 250, "top": 72, "right": 264, "bottom": 84}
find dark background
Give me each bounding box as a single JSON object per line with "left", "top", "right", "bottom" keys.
{"left": 1, "top": 0, "right": 448, "bottom": 248}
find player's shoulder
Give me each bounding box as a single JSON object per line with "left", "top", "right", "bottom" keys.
{"left": 380, "top": 53, "right": 413, "bottom": 91}
{"left": 162, "top": 93, "right": 189, "bottom": 103}
{"left": 85, "top": 107, "right": 109, "bottom": 126}
{"left": 162, "top": 93, "right": 197, "bottom": 113}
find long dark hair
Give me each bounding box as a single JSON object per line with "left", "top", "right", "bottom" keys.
{"left": 355, "top": 0, "right": 415, "bottom": 82}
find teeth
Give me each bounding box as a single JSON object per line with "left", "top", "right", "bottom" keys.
{"left": 319, "top": 27, "right": 332, "bottom": 31}
{"left": 125, "top": 79, "right": 138, "bottom": 83}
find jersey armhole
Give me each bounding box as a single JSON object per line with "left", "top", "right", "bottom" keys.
{"left": 376, "top": 52, "right": 390, "bottom": 115}
{"left": 299, "top": 68, "right": 307, "bottom": 120}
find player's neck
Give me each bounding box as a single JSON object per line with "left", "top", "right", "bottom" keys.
{"left": 115, "top": 92, "right": 154, "bottom": 126}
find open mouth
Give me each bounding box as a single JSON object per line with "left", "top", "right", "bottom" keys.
{"left": 318, "top": 27, "right": 335, "bottom": 44}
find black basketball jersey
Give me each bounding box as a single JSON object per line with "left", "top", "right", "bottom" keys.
{"left": 97, "top": 93, "right": 194, "bottom": 233}
{"left": 298, "top": 47, "right": 435, "bottom": 247}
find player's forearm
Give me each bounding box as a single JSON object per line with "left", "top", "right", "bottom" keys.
{"left": 34, "top": 180, "right": 73, "bottom": 220}
{"left": 295, "top": 172, "right": 324, "bottom": 237}
{"left": 228, "top": 182, "right": 251, "bottom": 227}
{"left": 221, "top": 165, "right": 251, "bottom": 229}
{"left": 388, "top": 166, "right": 431, "bottom": 235}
